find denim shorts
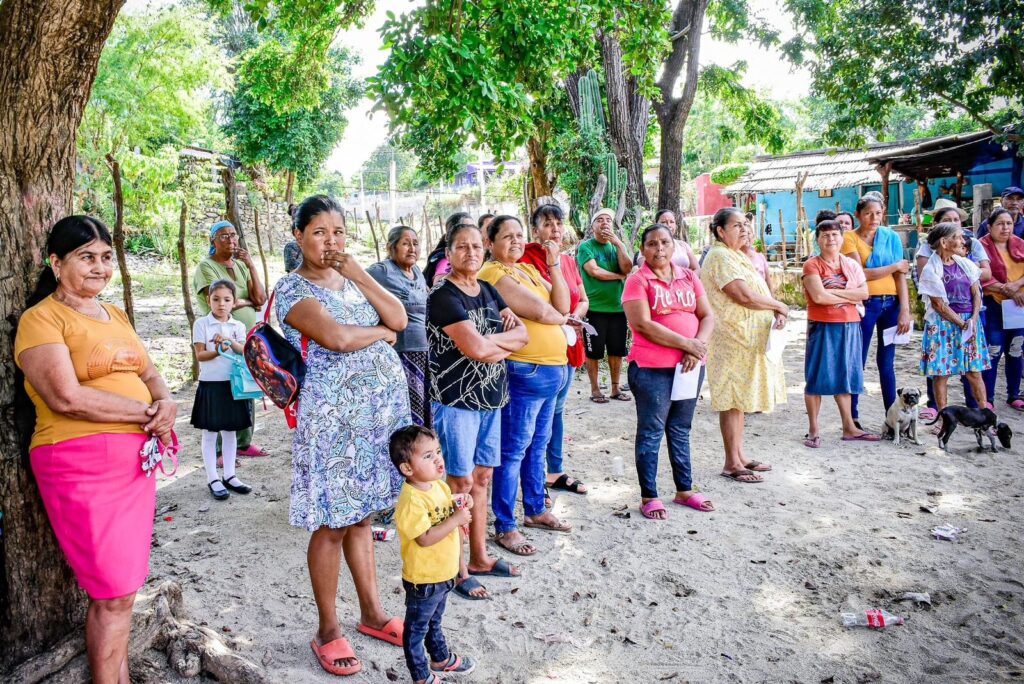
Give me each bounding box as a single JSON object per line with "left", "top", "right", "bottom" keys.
{"left": 431, "top": 402, "right": 501, "bottom": 477}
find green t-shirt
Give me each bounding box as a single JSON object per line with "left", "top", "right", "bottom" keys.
{"left": 193, "top": 258, "right": 258, "bottom": 331}
{"left": 577, "top": 239, "right": 625, "bottom": 312}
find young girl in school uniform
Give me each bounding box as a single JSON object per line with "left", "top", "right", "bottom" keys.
{"left": 191, "top": 279, "right": 253, "bottom": 500}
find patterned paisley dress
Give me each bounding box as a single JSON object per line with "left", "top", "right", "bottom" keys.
{"left": 275, "top": 273, "right": 410, "bottom": 531}
{"left": 700, "top": 243, "right": 787, "bottom": 413}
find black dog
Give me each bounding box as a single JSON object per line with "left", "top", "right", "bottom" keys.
{"left": 925, "top": 406, "right": 1013, "bottom": 452}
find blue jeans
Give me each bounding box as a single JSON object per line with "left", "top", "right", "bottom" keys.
{"left": 402, "top": 578, "right": 454, "bottom": 682}
{"left": 546, "top": 365, "right": 574, "bottom": 474}
{"left": 852, "top": 295, "right": 901, "bottom": 419}
{"left": 493, "top": 361, "right": 567, "bottom": 534}
{"left": 432, "top": 403, "right": 501, "bottom": 477}
{"left": 982, "top": 296, "right": 1024, "bottom": 403}
{"left": 628, "top": 363, "right": 702, "bottom": 499}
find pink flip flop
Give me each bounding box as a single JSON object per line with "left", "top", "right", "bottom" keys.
{"left": 356, "top": 617, "right": 403, "bottom": 647}
{"left": 841, "top": 432, "right": 881, "bottom": 442}
{"left": 672, "top": 493, "right": 714, "bottom": 512}
{"left": 1009, "top": 399, "right": 1024, "bottom": 412}
{"left": 640, "top": 499, "right": 667, "bottom": 520}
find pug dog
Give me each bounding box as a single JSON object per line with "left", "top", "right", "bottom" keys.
{"left": 883, "top": 387, "right": 922, "bottom": 446}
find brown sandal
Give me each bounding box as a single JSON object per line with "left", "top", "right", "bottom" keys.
{"left": 720, "top": 469, "right": 764, "bottom": 483}
{"left": 493, "top": 532, "right": 537, "bottom": 556}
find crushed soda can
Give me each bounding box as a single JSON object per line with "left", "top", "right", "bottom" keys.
{"left": 371, "top": 527, "right": 395, "bottom": 542}
{"left": 899, "top": 592, "right": 931, "bottom": 605}
{"left": 931, "top": 524, "right": 965, "bottom": 541}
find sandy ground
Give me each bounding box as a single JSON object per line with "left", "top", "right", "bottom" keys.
{"left": 114, "top": 253, "right": 1023, "bottom": 683}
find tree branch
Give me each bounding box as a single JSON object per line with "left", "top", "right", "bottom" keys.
{"left": 935, "top": 90, "right": 1022, "bottom": 142}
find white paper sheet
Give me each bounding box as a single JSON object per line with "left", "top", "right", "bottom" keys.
{"left": 961, "top": 319, "right": 974, "bottom": 346}
{"left": 671, "top": 363, "right": 702, "bottom": 401}
{"left": 765, "top": 325, "right": 788, "bottom": 365}
{"left": 561, "top": 325, "right": 577, "bottom": 347}
{"left": 882, "top": 324, "right": 912, "bottom": 346}
{"left": 1002, "top": 300, "right": 1024, "bottom": 330}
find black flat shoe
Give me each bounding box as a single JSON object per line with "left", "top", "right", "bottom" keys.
{"left": 222, "top": 475, "right": 252, "bottom": 494}
{"left": 208, "top": 480, "right": 230, "bottom": 500}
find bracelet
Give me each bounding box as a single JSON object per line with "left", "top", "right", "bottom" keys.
{"left": 548, "top": 262, "right": 561, "bottom": 268}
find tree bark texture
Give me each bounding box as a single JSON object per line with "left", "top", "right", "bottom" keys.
{"left": 178, "top": 201, "right": 199, "bottom": 381}
{"left": 526, "top": 135, "right": 554, "bottom": 209}
{"left": 105, "top": 153, "right": 135, "bottom": 327}
{"left": 252, "top": 211, "right": 269, "bottom": 291}
{"left": 284, "top": 170, "right": 295, "bottom": 205}
{"left": 600, "top": 32, "right": 651, "bottom": 209}
{"left": 0, "top": 0, "right": 126, "bottom": 669}
{"left": 655, "top": 0, "right": 710, "bottom": 216}
{"left": 219, "top": 166, "right": 248, "bottom": 251}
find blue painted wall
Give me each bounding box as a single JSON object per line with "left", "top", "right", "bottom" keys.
{"left": 753, "top": 158, "right": 1022, "bottom": 246}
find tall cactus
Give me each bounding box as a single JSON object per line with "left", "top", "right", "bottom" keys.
{"left": 578, "top": 70, "right": 606, "bottom": 132}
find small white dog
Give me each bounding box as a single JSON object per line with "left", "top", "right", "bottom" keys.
{"left": 883, "top": 387, "right": 923, "bottom": 446}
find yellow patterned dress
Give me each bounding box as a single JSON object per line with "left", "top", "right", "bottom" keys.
{"left": 700, "top": 244, "right": 787, "bottom": 413}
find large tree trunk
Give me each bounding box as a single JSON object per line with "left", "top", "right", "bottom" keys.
{"left": 600, "top": 31, "right": 651, "bottom": 209}
{"left": 0, "top": 0, "right": 126, "bottom": 670}
{"left": 105, "top": 153, "right": 135, "bottom": 327}
{"left": 526, "top": 136, "right": 554, "bottom": 210}
{"left": 284, "top": 170, "right": 295, "bottom": 205}
{"left": 655, "top": 0, "right": 710, "bottom": 216}
{"left": 219, "top": 166, "right": 248, "bottom": 250}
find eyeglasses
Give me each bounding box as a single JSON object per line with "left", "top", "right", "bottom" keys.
{"left": 216, "top": 233, "right": 238, "bottom": 241}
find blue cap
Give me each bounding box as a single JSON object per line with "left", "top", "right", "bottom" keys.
{"left": 1001, "top": 186, "right": 1024, "bottom": 198}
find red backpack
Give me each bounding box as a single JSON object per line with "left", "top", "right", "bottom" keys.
{"left": 244, "top": 291, "right": 308, "bottom": 428}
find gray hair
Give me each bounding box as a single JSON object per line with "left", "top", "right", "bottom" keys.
{"left": 386, "top": 225, "right": 416, "bottom": 256}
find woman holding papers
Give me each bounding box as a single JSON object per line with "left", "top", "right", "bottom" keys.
{"left": 623, "top": 224, "right": 715, "bottom": 519}
{"left": 841, "top": 194, "right": 912, "bottom": 428}
{"left": 701, "top": 208, "right": 788, "bottom": 484}
{"left": 919, "top": 222, "right": 989, "bottom": 412}
{"left": 979, "top": 208, "right": 1024, "bottom": 409}
{"left": 801, "top": 220, "right": 876, "bottom": 447}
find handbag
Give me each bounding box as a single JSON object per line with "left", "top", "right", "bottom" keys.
{"left": 244, "top": 290, "right": 308, "bottom": 428}
{"left": 217, "top": 347, "right": 264, "bottom": 400}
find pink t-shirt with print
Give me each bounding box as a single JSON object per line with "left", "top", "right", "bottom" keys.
{"left": 622, "top": 262, "right": 705, "bottom": 368}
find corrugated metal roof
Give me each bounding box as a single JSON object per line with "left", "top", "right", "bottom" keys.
{"left": 724, "top": 141, "right": 917, "bottom": 193}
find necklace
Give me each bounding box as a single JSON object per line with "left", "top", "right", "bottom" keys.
{"left": 53, "top": 289, "right": 107, "bottom": 320}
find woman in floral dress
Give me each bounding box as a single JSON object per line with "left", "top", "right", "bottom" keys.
{"left": 275, "top": 195, "right": 411, "bottom": 677}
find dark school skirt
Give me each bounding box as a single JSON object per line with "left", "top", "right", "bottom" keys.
{"left": 804, "top": 320, "right": 864, "bottom": 396}
{"left": 190, "top": 380, "right": 253, "bottom": 432}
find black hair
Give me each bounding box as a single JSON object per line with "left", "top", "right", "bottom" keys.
{"left": 389, "top": 425, "right": 438, "bottom": 471}
{"left": 207, "top": 279, "right": 237, "bottom": 298}
{"left": 815, "top": 219, "right": 843, "bottom": 240}
{"left": 927, "top": 221, "right": 961, "bottom": 250}
{"left": 932, "top": 207, "right": 961, "bottom": 224}
{"left": 478, "top": 213, "right": 495, "bottom": 229}
{"left": 815, "top": 209, "right": 837, "bottom": 225}
{"left": 855, "top": 195, "right": 884, "bottom": 213}
{"left": 27, "top": 215, "right": 112, "bottom": 308}
{"left": 530, "top": 203, "right": 563, "bottom": 228}
{"left": 836, "top": 211, "right": 855, "bottom": 226}
{"left": 710, "top": 207, "right": 745, "bottom": 242}
{"left": 386, "top": 225, "right": 416, "bottom": 257}
{"left": 987, "top": 207, "right": 1012, "bottom": 229}
{"left": 287, "top": 203, "right": 298, "bottom": 218}
{"left": 293, "top": 195, "right": 345, "bottom": 233}
{"left": 445, "top": 212, "right": 473, "bottom": 233}
{"left": 445, "top": 222, "right": 481, "bottom": 252}
{"left": 653, "top": 209, "right": 675, "bottom": 224}
{"left": 486, "top": 214, "right": 522, "bottom": 243}
{"left": 640, "top": 223, "right": 673, "bottom": 246}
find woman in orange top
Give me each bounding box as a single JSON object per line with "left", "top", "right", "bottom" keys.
{"left": 15, "top": 216, "right": 176, "bottom": 684}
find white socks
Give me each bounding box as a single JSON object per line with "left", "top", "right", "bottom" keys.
{"left": 202, "top": 430, "right": 237, "bottom": 492}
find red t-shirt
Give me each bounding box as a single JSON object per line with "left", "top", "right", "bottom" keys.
{"left": 520, "top": 243, "right": 585, "bottom": 367}
{"left": 622, "top": 263, "right": 705, "bottom": 368}
{"left": 802, "top": 256, "right": 862, "bottom": 323}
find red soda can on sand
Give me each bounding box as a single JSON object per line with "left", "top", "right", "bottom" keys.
{"left": 452, "top": 493, "right": 470, "bottom": 536}
{"left": 371, "top": 527, "right": 395, "bottom": 542}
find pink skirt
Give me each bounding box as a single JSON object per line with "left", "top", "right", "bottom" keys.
{"left": 30, "top": 433, "right": 154, "bottom": 600}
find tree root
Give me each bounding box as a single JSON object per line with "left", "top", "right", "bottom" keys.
{"left": 6, "top": 581, "right": 268, "bottom": 683}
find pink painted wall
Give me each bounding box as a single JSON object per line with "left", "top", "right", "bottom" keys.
{"left": 695, "top": 173, "right": 734, "bottom": 216}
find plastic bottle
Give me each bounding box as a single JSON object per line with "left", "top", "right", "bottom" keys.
{"left": 611, "top": 456, "right": 624, "bottom": 476}
{"left": 840, "top": 609, "right": 905, "bottom": 629}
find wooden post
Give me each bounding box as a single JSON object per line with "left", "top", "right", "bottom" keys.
{"left": 955, "top": 172, "right": 965, "bottom": 205}
{"left": 878, "top": 161, "right": 892, "bottom": 224}
{"left": 365, "top": 210, "right": 381, "bottom": 262}
{"left": 252, "top": 211, "right": 270, "bottom": 290}
{"left": 104, "top": 153, "right": 135, "bottom": 326}
{"left": 178, "top": 200, "right": 199, "bottom": 380}
{"left": 758, "top": 203, "right": 766, "bottom": 254}
{"left": 779, "top": 208, "right": 787, "bottom": 270}
{"left": 794, "top": 171, "right": 809, "bottom": 262}
{"left": 219, "top": 166, "right": 248, "bottom": 250}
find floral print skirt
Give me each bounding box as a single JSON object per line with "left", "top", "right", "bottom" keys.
{"left": 921, "top": 312, "right": 991, "bottom": 377}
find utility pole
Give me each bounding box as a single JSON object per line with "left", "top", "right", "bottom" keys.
{"left": 477, "top": 149, "right": 486, "bottom": 210}
{"left": 390, "top": 153, "right": 398, "bottom": 224}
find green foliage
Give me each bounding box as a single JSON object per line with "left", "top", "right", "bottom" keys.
{"left": 785, "top": 0, "right": 1023, "bottom": 146}
{"left": 699, "top": 64, "right": 788, "bottom": 155}
{"left": 223, "top": 48, "right": 362, "bottom": 187}
{"left": 370, "top": 0, "right": 669, "bottom": 180}
{"left": 710, "top": 163, "right": 749, "bottom": 187}
{"left": 75, "top": 7, "right": 228, "bottom": 257}
{"left": 358, "top": 143, "right": 430, "bottom": 192}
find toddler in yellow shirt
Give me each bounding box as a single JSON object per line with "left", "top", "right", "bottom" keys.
{"left": 390, "top": 425, "right": 477, "bottom": 683}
